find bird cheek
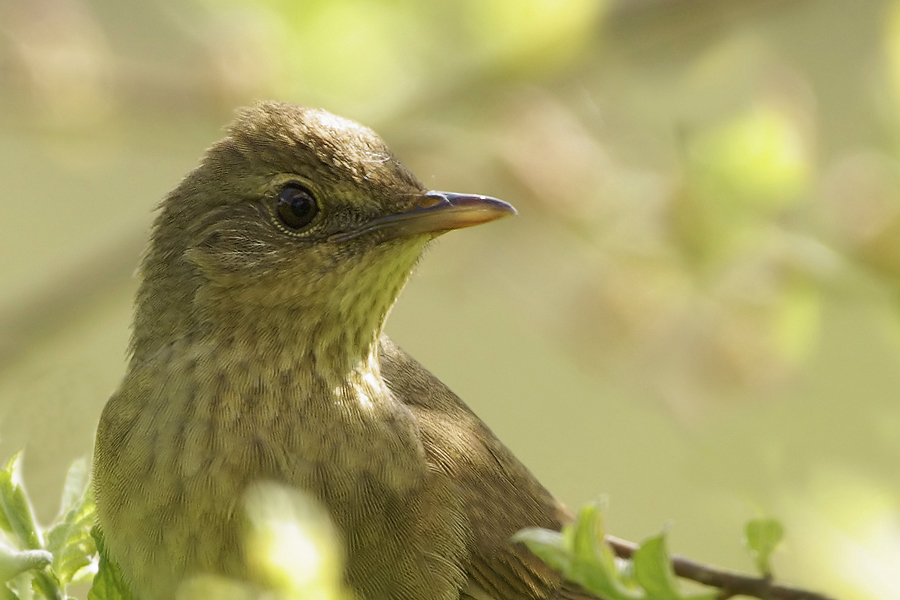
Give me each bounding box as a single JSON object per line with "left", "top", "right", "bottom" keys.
{"left": 186, "top": 224, "right": 275, "bottom": 279}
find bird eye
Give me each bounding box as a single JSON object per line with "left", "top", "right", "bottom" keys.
{"left": 275, "top": 183, "right": 319, "bottom": 231}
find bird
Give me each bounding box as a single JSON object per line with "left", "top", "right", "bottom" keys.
{"left": 93, "top": 101, "right": 590, "bottom": 600}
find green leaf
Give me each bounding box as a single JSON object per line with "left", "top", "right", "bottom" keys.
{"left": 28, "top": 569, "right": 62, "bottom": 600}
{"left": 0, "top": 586, "right": 20, "bottom": 600}
{"left": 567, "top": 503, "right": 640, "bottom": 600}
{"left": 56, "top": 459, "right": 91, "bottom": 520}
{"left": 516, "top": 502, "right": 644, "bottom": 600}
{"left": 6, "top": 572, "right": 33, "bottom": 600}
{"left": 744, "top": 518, "right": 784, "bottom": 575}
{"left": 0, "top": 499, "right": 12, "bottom": 539}
{"left": 512, "top": 528, "right": 572, "bottom": 574}
{"left": 45, "top": 460, "right": 97, "bottom": 586}
{"left": 87, "top": 527, "right": 132, "bottom": 600}
{"left": 0, "top": 547, "right": 51, "bottom": 584}
{"left": 0, "top": 453, "right": 63, "bottom": 600}
{"left": 242, "top": 482, "right": 348, "bottom": 599}
{"left": 632, "top": 534, "right": 715, "bottom": 600}
{"left": 0, "top": 453, "right": 42, "bottom": 551}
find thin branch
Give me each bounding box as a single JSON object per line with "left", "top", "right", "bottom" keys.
{"left": 605, "top": 535, "right": 838, "bottom": 600}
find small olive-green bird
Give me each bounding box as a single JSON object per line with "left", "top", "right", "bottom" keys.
{"left": 94, "top": 102, "right": 591, "bottom": 600}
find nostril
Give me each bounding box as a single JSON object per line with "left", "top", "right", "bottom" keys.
{"left": 415, "top": 193, "right": 445, "bottom": 209}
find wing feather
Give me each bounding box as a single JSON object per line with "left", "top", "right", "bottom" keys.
{"left": 379, "top": 336, "right": 597, "bottom": 600}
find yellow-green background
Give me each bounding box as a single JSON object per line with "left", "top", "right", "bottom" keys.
{"left": 1, "top": 1, "right": 897, "bottom": 598}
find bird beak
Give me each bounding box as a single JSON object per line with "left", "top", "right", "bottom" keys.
{"left": 329, "top": 191, "right": 516, "bottom": 243}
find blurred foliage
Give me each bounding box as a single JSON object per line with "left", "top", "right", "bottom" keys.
{"left": 516, "top": 503, "right": 814, "bottom": 600}
{"left": 2, "top": 0, "right": 892, "bottom": 416}
{"left": 744, "top": 517, "right": 784, "bottom": 576}
{"left": 189, "top": 0, "right": 606, "bottom": 113}
{"left": 0, "top": 457, "right": 809, "bottom": 600}
{"left": 516, "top": 503, "right": 716, "bottom": 600}
{"left": 0, "top": 454, "right": 350, "bottom": 600}
{"left": 0, "top": 453, "right": 95, "bottom": 600}
{"left": 0, "top": 1, "right": 897, "bottom": 599}
{"left": 169, "top": 483, "right": 350, "bottom": 600}
{"left": 87, "top": 529, "right": 131, "bottom": 600}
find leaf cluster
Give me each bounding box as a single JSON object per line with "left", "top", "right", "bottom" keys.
{"left": 0, "top": 455, "right": 820, "bottom": 600}
{"left": 515, "top": 502, "right": 717, "bottom": 600}
{"left": 0, "top": 453, "right": 95, "bottom": 600}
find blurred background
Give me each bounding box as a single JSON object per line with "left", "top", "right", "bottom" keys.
{"left": 0, "top": 0, "right": 896, "bottom": 597}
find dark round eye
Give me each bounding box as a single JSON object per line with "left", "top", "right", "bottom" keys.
{"left": 275, "top": 183, "right": 319, "bottom": 231}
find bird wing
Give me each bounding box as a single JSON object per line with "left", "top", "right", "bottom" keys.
{"left": 378, "top": 336, "right": 597, "bottom": 600}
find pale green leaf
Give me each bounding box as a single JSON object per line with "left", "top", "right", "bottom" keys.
{"left": 512, "top": 528, "right": 571, "bottom": 574}
{"left": 0, "top": 547, "right": 51, "bottom": 583}
{"left": 0, "top": 453, "right": 42, "bottom": 551}
{"left": 744, "top": 518, "right": 784, "bottom": 575}
{"left": 87, "top": 527, "right": 132, "bottom": 600}
{"left": 633, "top": 534, "right": 715, "bottom": 600}
{"left": 46, "top": 461, "right": 97, "bottom": 586}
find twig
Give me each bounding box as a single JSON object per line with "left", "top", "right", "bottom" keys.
{"left": 605, "top": 535, "right": 838, "bottom": 600}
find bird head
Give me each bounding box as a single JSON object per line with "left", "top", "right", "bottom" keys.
{"left": 131, "top": 102, "right": 515, "bottom": 366}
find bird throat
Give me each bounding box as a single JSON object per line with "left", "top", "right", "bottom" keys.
{"left": 186, "top": 301, "right": 392, "bottom": 418}
{"left": 183, "top": 247, "right": 424, "bottom": 421}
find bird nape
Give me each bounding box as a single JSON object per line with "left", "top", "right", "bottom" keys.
{"left": 93, "top": 101, "right": 594, "bottom": 600}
